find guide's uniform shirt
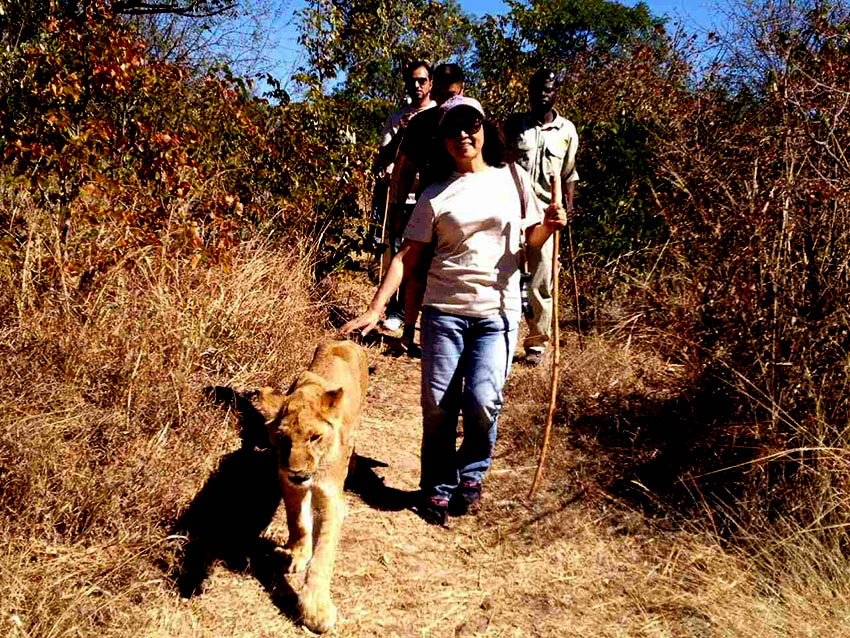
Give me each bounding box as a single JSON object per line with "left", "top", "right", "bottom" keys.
{"left": 507, "top": 108, "right": 579, "bottom": 352}
{"left": 510, "top": 109, "right": 579, "bottom": 207}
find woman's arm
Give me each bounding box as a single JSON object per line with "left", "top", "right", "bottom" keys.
{"left": 341, "top": 239, "right": 428, "bottom": 336}
{"left": 526, "top": 202, "right": 568, "bottom": 249}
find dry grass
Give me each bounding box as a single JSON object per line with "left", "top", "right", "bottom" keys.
{"left": 493, "top": 322, "right": 850, "bottom": 637}
{"left": 0, "top": 193, "right": 327, "bottom": 635}
{"left": 3, "top": 198, "right": 850, "bottom": 636}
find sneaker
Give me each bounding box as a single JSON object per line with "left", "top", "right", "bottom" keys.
{"left": 382, "top": 316, "right": 403, "bottom": 332}
{"left": 524, "top": 349, "right": 544, "bottom": 366}
{"left": 417, "top": 496, "right": 448, "bottom": 526}
{"left": 448, "top": 480, "right": 482, "bottom": 516}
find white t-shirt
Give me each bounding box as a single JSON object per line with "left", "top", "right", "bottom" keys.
{"left": 403, "top": 164, "right": 543, "bottom": 319}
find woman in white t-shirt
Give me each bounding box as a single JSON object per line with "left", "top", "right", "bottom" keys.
{"left": 343, "top": 96, "right": 567, "bottom": 525}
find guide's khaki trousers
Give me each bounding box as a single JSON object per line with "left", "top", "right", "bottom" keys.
{"left": 523, "top": 236, "right": 554, "bottom": 352}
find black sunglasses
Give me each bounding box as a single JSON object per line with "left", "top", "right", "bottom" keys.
{"left": 407, "top": 77, "right": 429, "bottom": 85}
{"left": 441, "top": 118, "right": 483, "bottom": 138}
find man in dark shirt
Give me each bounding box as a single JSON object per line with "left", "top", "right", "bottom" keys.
{"left": 373, "top": 61, "right": 436, "bottom": 332}
{"left": 390, "top": 63, "right": 465, "bottom": 352}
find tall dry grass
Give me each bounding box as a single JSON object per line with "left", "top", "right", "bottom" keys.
{"left": 500, "top": 326, "right": 850, "bottom": 636}
{"left": 0, "top": 191, "right": 327, "bottom": 636}
{"left": 500, "top": 1, "right": 850, "bottom": 606}
{"left": 637, "top": 1, "right": 850, "bottom": 581}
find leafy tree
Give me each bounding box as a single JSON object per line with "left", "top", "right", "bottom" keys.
{"left": 469, "top": 0, "right": 666, "bottom": 111}
{"left": 463, "top": 1, "right": 674, "bottom": 275}
{"left": 129, "top": 0, "right": 293, "bottom": 87}
{"left": 619, "top": 0, "right": 850, "bottom": 558}
{"left": 1, "top": 0, "right": 255, "bottom": 54}
{"left": 290, "top": 0, "right": 475, "bottom": 275}
{"left": 511, "top": 0, "right": 663, "bottom": 61}
{"left": 296, "top": 0, "right": 472, "bottom": 100}
{"left": 0, "top": 4, "right": 367, "bottom": 289}
{"left": 2, "top": 0, "right": 298, "bottom": 109}
{"left": 718, "top": 0, "right": 850, "bottom": 95}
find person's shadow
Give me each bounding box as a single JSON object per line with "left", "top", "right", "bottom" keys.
{"left": 170, "top": 385, "right": 415, "bottom": 622}
{"left": 345, "top": 454, "right": 415, "bottom": 511}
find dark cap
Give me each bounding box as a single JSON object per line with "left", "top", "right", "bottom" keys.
{"left": 530, "top": 68, "right": 559, "bottom": 88}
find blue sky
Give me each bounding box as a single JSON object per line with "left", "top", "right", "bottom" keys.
{"left": 265, "top": 0, "right": 727, "bottom": 92}
{"left": 460, "top": 0, "right": 724, "bottom": 31}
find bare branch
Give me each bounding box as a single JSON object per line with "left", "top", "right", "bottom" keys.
{"left": 112, "top": 0, "right": 237, "bottom": 18}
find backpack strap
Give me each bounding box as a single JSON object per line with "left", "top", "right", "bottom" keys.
{"left": 508, "top": 162, "right": 527, "bottom": 220}
{"left": 508, "top": 162, "right": 529, "bottom": 273}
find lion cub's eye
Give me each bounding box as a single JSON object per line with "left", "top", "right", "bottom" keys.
{"left": 310, "top": 434, "right": 321, "bottom": 442}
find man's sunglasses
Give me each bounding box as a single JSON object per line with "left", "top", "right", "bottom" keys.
{"left": 442, "top": 119, "right": 483, "bottom": 138}
{"left": 407, "top": 77, "right": 429, "bottom": 85}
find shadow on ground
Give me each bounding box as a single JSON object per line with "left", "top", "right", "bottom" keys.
{"left": 555, "top": 384, "right": 766, "bottom": 534}
{"left": 346, "top": 454, "right": 417, "bottom": 511}
{"left": 568, "top": 387, "right": 745, "bottom": 513}
{"left": 498, "top": 365, "right": 765, "bottom": 539}
{"left": 169, "top": 386, "right": 295, "bottom": 614}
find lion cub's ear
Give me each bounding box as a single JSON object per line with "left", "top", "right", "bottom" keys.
{"left": 322, "top": 387, "right": 344, "bottom": 415}
{"left": 256, "top": 386, "right": 286, "bottom": 422}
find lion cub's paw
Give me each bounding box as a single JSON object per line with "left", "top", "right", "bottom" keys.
{"left": 299, "top": 591, "right": 337, "bottom": 633}
{"left": 282, "top": 542, "right": 312, "bottom": 573}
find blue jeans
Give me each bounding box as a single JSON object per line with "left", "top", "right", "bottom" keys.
{"left": 419, "top": 307, "right": 519, "bottom": 500}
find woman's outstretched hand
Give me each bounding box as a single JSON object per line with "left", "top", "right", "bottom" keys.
{"left": 341, "top": 308, "right": 382, "bottom": 337}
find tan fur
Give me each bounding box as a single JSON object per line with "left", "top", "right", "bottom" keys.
{"left": 256, "top": 340, "right": 368, "bottom": 633}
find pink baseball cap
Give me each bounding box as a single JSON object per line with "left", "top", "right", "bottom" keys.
{"left": 438, "top": 95, "right": 485, "bottom": 126}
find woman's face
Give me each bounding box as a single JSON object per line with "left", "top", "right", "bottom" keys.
{"left": 442, "top": 109, "right": 484, "bottom": 163}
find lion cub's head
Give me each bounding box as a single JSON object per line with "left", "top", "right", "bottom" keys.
{"left": 256, "top": 373, "right": 344, "bottom": 487}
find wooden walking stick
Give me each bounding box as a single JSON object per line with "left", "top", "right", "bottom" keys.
{"left": 565, "top": 209, "right": 583, "bottom": 349}
{"left": 378, "top": 177, "right": 393, "bottom": 281}
{"left": 529, "top": 176, "right": 563, "bottom": 499}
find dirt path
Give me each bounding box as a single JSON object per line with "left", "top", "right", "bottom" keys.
{"left": 162, "top": 342, "right": 722, "bottom": 637}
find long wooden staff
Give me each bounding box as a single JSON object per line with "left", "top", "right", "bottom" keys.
{"left": 378, "top": 126, "right": 407, "bottom": 283}
{"left": 378, "top": 176, "right": 393, "bottom": 280}
{"left": 566, "top": 207, "right": 582, "bottom": 349}
{"left": 529, "top": 176, "right": 562, "bottom": 499}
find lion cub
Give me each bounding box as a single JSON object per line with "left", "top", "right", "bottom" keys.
{"left": 256, "top": 340, "right": 368, "bottom": 633}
